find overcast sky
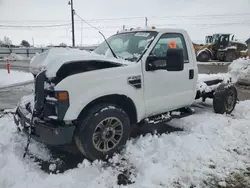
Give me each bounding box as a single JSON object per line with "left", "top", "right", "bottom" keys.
{"left": 0, "top": 0, "right": 250, "bottom": 46}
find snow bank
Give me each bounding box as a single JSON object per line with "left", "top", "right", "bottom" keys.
{"left": 1, "top": 100, "right": 250, "bottom": 188}
{"left": 126, "top": 100, "right": 250, "bottom": 187}
{"left": 228, "top": 58, "right": 250, "bottom": 85}
{"left": 0, "top": 69, "right": 33, "bottom": 88}
{"left": 8, "top": 53, "right": 32, "bottom": 61}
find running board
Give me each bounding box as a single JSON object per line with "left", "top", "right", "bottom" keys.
{"left": 142, "top": 107, "right": 194, "bottom": 125}
{"left": 170, "top": 107, "right": 194, "bottom": 119}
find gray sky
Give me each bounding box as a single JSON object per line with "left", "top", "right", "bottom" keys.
{"left": 0, "top": 0, "right": 250, "bottom": 46}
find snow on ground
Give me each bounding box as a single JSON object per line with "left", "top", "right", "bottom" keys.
{"left": 0, "top": 69, "right": 33, "bottom": 88}
{"left": 0, "top": 99, "right": 250, "bottom": 188}
{"left": 228, "top": 58, "right": 250, "bottom": 85}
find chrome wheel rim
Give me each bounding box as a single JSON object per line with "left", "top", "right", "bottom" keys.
{"left": 225, "top": 90, "right": 236, "bottom": 112}
{"left": 92, "top": 117, "right": 123, "bottom": 152}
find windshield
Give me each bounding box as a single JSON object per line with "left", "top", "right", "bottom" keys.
{"left": 205, "top": 36, "right": 212, "bottom": 44}
{"left": 94, "top": 31, "right": 158, "bottom": 62}
{"left": 212, "top": 34, "right": 218, "bottom": 44}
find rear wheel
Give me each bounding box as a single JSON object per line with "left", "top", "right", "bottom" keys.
{"left": 74, "top": 103, "right": 131, "bottom": 161}
{"left": 213, "top": 84, "right": 237, "bottom": 114}
{"left": 197, "top": 51, "right": 210, "bottom": 62}
{"left": 225, "top": 50, "right": 237, "bottom": 62}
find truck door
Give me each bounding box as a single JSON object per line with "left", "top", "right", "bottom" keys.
{"left": 142, "top": 32, "right": 197, "bottom": 117}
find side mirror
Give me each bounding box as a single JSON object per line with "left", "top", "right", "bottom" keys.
{"left": 166, "top": 48, "right": 184, "bottom": 71}
{"left": 146, "top": 48, "right": 184, "bottom": 71}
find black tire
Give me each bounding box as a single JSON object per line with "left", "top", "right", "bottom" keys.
{"left": 197, "top": 51, "right": 210, "bottom": 62}
{"left": 213, "top": 84, "right": 237, "bottom": 114}
{"left": 74, "top": 103, "right": 131, "bottom": 161}
{"left": 225, "top": 50, "right": 237, "bottom": 62}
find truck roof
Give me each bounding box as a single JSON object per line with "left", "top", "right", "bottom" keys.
{"left": 116, "top": 27, "right": 188, "bottom": 35}
{"left": 212, "top": 33, "right": 232, "bottom": 35}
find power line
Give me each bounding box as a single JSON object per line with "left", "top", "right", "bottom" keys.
{"left": 1, "top": 12, "right": 250, "bottom": 23}
{"left": 0, "top": 16, "right": 145, "bottom": 23}
{"left": 154, "top": 20, "right": 250, "bottom": 27}
{"left": 1, "top": 18, "right": 250, "bottom": 29}
{"left": 74, "top": 12, "right": 101, "bottom": 32}
{"left": 1, "top": 20, "right": 250, "bottom": 30}
{"left": 0, "top": 23, "right": 71, "bottom": 28}
{"left": 1, "top": 13, "right": 250, "bottom": 45}
{"left": 150, "top": 13, "right": 250, "bottom": 19}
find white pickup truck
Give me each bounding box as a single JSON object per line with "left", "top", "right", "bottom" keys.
{"left": 14, "top": 27, "right": 238, "bottom": 161}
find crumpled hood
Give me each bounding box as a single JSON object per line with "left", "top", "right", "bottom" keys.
{"left": 29, "top": 48, "right": 131, "bottom": 78}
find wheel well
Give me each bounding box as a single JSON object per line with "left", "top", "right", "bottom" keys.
{"left": 197, "top": 49, "right": 211, "bottom": 57}
{"left": 78, "top": 94, "right": 138, "bottom": 124}
{"left": 197, "top": 49, "right": 211, "bottom": 62}
{"left": 226, "top": 49, "right": 237, "bottom": 54}
{"left": 225, "top": 49, "right": 239, "bottom": 60}
{"left": 204, "top": 49, "right": 212, "bottom": 57}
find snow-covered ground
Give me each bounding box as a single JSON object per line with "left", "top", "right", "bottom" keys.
{"left": 0, "top": 62, "right": 249, "bottom": 187}
{"left": 228, "top": 58, "right": 250, "bottom": 85}
{"left": 0, "top": 99, "right": 250, "bottom": 188}
{"left": 0, "top": 69, "right": 33, "bottom": 88}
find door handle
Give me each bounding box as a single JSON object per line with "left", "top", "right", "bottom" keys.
{"left": 189, "top": 69, "right": 194, "bottom": 79}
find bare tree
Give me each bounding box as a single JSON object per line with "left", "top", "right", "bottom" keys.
{"left": 3, "top": 36, "right": 12, "bottom": 46}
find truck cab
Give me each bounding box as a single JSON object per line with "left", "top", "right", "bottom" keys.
{"left": 205, "top": 35, "right": 213, "bottom": 44}
{"left": 93, "top": 28, "right": 198, "bottom": 117}
{"left": 14, "top": 28, "right": 236, "bottom": 161}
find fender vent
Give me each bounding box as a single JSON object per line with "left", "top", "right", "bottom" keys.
{"left": 128, "top": 75, "right": 141, "bottom": 89}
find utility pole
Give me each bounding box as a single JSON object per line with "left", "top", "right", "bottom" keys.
{"left": 68, "top": 0, "right": 75, "bottom": 47}
{"left": 145, "top": 17, "right": 148, "bottom": 27}
{"left": 81, "top": 20, "right": 83, "bottom": 47}
{"left": 32, "top": 37, "right": 34, "bottom": 47}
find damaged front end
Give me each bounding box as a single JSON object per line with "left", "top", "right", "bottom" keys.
{"left": 13, "top": 70, "right": 75, "bottom": 146}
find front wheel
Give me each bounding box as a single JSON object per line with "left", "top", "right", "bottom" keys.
{"left": 74, "top": 103, "right": 131, "bottom": 161}
{"left": 197, "top": 51, "right": 210, "bottom": 62}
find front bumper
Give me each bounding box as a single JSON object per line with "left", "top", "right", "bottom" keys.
{"left": 14, "top": 97, "right": 75, "bottom": 146}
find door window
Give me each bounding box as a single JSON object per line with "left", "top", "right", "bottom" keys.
{"left": 150, "top": 33, "right": 189, "bottom": 63}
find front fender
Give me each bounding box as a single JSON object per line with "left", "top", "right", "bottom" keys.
{"left": 197, "top": 48, "right": 212, "bottom": 58}
{"left": 54, "top": 70, "right": 145, "bottom": 122}
{"left": 204, "top": 48, "right": 212, "bottom": 57}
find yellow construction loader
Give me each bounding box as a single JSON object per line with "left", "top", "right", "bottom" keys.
{"left": 195, "top": 34, "right": 248, "bottom": 62}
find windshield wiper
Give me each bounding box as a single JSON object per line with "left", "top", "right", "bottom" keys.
{"left": 124, "top": 57, "right": 137, "bottom": 62}
{"left": 99, "top": 31, "right": 117, "bottom": 59}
